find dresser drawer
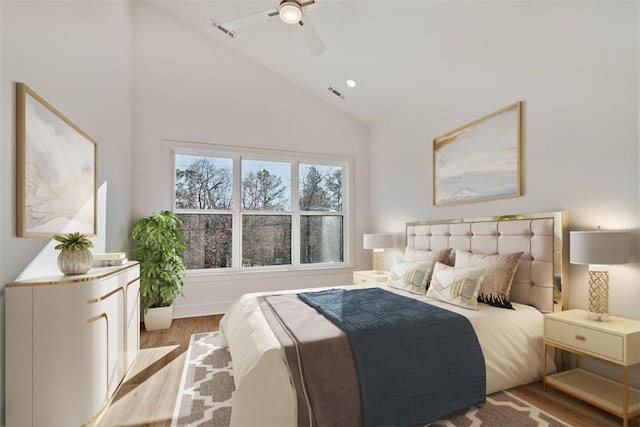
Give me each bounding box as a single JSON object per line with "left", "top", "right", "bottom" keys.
{"left": 546, "top": 318, "right": 624, "bottom": 362}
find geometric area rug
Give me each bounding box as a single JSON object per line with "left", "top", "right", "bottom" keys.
{"left": 172, "top": 332, "right": 233, "bottom": 427}
{"left": 426, "top": 391, "right": 570, "bottom": 427}
{"left": 172, "top": 332, "right": 571, "bottom": 427}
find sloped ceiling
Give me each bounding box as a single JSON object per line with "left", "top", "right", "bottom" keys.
{"left": 146, "top": 1, "right": 559, "bottom": 125}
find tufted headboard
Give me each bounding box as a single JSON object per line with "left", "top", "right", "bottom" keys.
{"left": 406, "top": 212, "right": 568, "bottom": 313}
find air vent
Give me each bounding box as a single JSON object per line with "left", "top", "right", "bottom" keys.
{"left": 210, "top": 18, "right": 236, "bottom": 38}
{"left": 327, "top": 86, "right": 345, "bottom": 99}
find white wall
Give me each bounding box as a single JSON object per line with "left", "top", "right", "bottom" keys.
{"left": 0, "top": 1, "right": 133, "bottom": 422}
{"left": 131, "top": 3, "right": 371, "bottom": 317}
{"left": 370, "top": 2, "right": 640, "bottom": 320}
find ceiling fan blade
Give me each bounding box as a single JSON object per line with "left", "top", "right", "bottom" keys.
{"left": 298, "top": 16, "right": 326, "bottom": 55}
{"left": 223, "top": 7, "right": 278, "bottom": 31}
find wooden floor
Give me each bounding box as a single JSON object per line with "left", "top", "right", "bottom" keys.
{"left": 100, "top": 315, "right": 223, "bottom": 427}
{"left": 100, "top": 315, "right": 639, "bottom": 427}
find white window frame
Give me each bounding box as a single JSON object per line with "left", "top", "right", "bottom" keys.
{"left": 170, "top": 142, "right": 353, "bottom": 275}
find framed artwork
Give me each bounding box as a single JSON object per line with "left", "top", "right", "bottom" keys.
{"left": 16, "top": 82, "right": 97, "bottom": 237}
{"left": 433, "top": 101, "right": 522, "bottom": 207}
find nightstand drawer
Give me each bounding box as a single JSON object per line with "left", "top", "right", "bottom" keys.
{"left": 354, "top": 274, "right": 370, "bottom": 284}
{"left": 546, "top": 318, "right": 624, "bottom": 362}
{"left": 353, "top": 271, "right": 389, "bottom": 285}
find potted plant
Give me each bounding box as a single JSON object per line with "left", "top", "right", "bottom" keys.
{"left": 53, "top": 231, "right": 94, "bottom": 275}
{"left": 131, "top": 210, "right": 186, "bottom": 331}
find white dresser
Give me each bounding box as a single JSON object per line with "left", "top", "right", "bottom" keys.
{"left": 6, "top": 262, "right": 140, "bottom": 426}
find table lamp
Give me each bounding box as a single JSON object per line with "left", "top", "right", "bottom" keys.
{"left": 363, "top": 233, "right": 394, "bottom": 274}
{"left": 570, "top": 228, "right": 629, "bottom": 321}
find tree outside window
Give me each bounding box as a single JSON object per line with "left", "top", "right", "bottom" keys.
{"left": 241, "top": 159, "right": 291, "bottom": 267}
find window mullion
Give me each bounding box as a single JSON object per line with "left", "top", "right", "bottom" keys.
{"left": 291, "top": 160, "right": 300, "bottom": 268}
{"left": 233, "top": 155, "right": 242, "bottom": 270}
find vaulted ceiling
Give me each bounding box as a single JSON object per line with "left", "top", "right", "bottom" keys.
{"left": 147, "top": 1, "right": 560, "bottom": 125}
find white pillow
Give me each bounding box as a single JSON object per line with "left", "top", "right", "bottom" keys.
{"left": 426, "top": 262, "right": 486, "bottom": 310}
{"left": 387, "top": 257, "right": 436, "bottom": 295}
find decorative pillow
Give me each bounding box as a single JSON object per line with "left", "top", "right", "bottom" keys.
{"left": 387, "top": 257, "right": 436, "bottom": 295}
{"left": 426, "top": 262, "right": 485, "bottom": 310}
{"left": 403, "top": 247, "right": 452, "bottom": 264}
{"left": 454, "top": 250, "right": 524, "bottom": 310}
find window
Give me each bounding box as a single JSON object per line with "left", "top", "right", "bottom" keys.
{"left": 241, "top": 159, "right": 292, "bottom": 267}
{"left": 175, "top": 154, "right": 233, "bottom": 269}
{"left": 173, "top": 148, "right": 349, "bottom": 272}
{"left": 299, "top": 164, "right": 344, "bottom": 264}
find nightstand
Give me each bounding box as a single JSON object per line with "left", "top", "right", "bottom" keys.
{"left": 352, "top": 270, "right": 389, "bottom": 285}
{"left": 543, "top": 309, "right": 640, "bottom": 427}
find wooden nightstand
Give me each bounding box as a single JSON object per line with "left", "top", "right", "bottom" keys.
{"left": 543, "top": 309, "right": 640, "bottom": 426}
{"left": 352, "top": 270, "right": 389, "bottom": 285}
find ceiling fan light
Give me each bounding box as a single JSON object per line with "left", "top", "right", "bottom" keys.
{"left": 279, "top": 2, "right": 302, "bottom": 25}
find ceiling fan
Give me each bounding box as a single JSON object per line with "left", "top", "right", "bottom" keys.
{"left": 210, "top": 0, "right": 326, "bottom": 55}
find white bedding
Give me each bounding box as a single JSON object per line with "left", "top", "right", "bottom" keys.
{"left": 219, "top": 284, "right": 556, "bottom": 427}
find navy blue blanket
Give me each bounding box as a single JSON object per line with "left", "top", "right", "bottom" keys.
{"left": 298, "top": 288, "right": 486, "bottom": 426}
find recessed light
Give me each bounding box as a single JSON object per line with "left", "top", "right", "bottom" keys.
{"left": 346, "top": 79, "right": 357, "bottom": 88}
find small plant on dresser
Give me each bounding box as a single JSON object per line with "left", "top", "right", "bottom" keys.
{"left": 53, "top": 231, "right": 94, "bottom": 275}
{"left": 131, "top": 210, "right": 186, "bottom": 331}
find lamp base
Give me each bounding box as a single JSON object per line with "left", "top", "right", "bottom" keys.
{"left": 587, "top": 311, "right": 610, "bottom": 322}
{"left": 372, "top": 249, "right": 384, "bottom": 274}
{"left": 587, "top": 267, "right": 609, "bottom": 322}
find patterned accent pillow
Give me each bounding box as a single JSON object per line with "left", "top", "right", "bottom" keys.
{"left": 387, "top": 257, "right": 436, "bottom": 295}
{"left": 403, "top": 247, "right": 452, "bottom": 264}
{"left": 454, "top": 250, "right": 524, "bottom": 310}
{"left": 426, "top": 262, "right": 486, "bottom": 310}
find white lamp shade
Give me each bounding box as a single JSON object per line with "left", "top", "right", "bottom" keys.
{"left": 279, "top": 2, "right": 302, "bottom": 24}
{"left": 363, "top": 233, "right": 394, "bottom": 250}
{"left": 570, "top": 230, "right": 629, "bottom": 265}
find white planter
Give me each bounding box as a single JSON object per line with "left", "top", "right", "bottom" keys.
{"left": 57, "top": 249, "right": 93, "bottom": 275}
{"left": 144, "top": 305, "right": 174, "bottom": 331}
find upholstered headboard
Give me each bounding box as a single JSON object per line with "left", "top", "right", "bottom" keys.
{"left": 406, "top": 212, "right": 568, "bottom": 313}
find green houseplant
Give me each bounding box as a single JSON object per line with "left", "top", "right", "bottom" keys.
{"left": 53, "top": 231, "right": 94, "bottom": 275}
{"left": 131, "top": 210, "right": 186, "bottom": 331}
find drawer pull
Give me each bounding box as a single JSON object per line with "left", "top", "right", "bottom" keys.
{"left": 575, "top": 334, "right": 586, "bottom": 342}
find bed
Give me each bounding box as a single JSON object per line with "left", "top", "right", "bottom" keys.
{"left": 219, "top": 211, "right": 568, "bottom": 426}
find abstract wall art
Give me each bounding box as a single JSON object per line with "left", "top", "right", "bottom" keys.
{"left": 433, "top": 101, "right": 522, "bottom": 207}
{"left": 16, "top": 82, "right": 97, "bottom": 237}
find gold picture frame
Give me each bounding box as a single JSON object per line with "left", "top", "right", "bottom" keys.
{"left": 433, "top": 101, "right": 522, "bottom": 207}
{"left": 16, "top": 82, "right": 97, "bottom": 237}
